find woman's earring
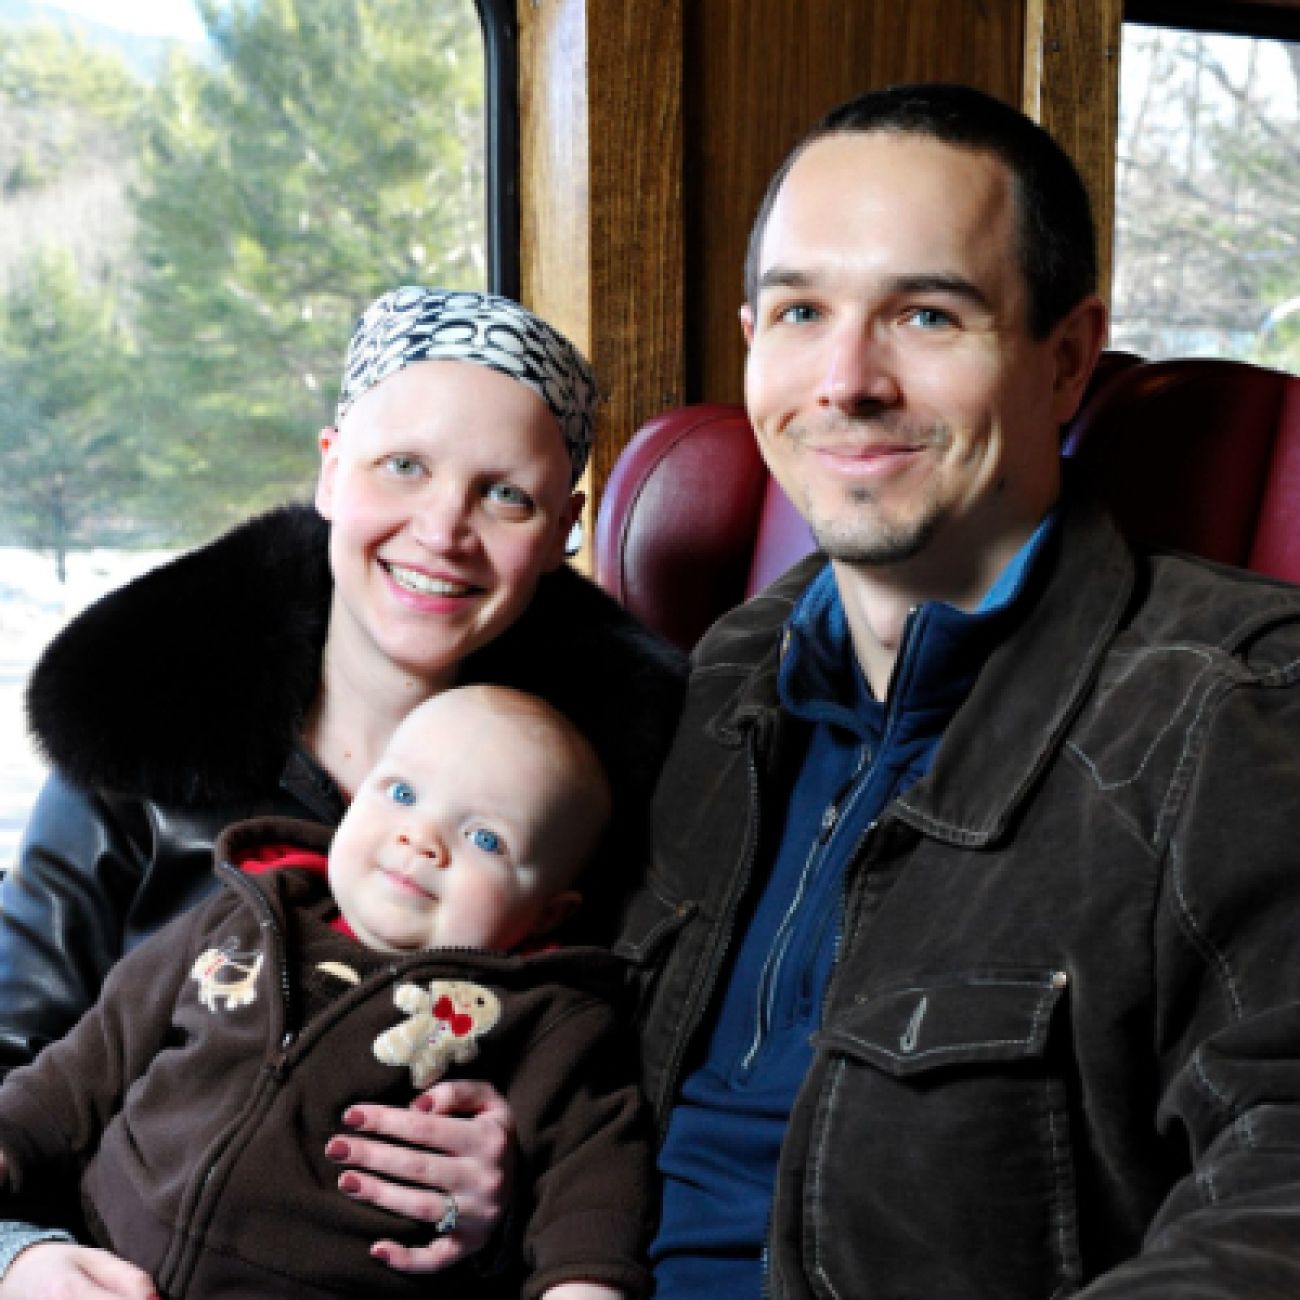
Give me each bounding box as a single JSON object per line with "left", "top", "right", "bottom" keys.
{"left": 564, "top": 519, "right": 583, "bottom": 557}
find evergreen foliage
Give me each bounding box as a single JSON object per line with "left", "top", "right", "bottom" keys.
{"left": 0, "top": 1, "right": 484, "bottom": 573}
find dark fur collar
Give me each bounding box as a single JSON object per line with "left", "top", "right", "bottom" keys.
{"left": 27, "top": 504, "right": 684, "bottom": 810}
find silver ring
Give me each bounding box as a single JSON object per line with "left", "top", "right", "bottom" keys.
{"left": 433, "top": 1189, "right": 459, "bottom": 1237}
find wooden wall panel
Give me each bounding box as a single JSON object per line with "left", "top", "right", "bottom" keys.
{"left": 586, "top": 0, "right": 685, "bottom": 496}
{"left": 518, "top": 0, "right": 1124, "bottom": 529}
{"left": 683, "top": 0, "right": 1026, "bottom": 406}
{"left": 518, "top": 1, "right": 590, "bottom": 349}
{"left": 518, "top": 0, "right": 683, "bottom": 555}
{"left": 1024, "top": 0, "right": 1124, "bottom": 307}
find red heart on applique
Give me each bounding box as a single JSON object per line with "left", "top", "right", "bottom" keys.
{"left": 432, "top": 996, "right": 474, "bottom": 1037}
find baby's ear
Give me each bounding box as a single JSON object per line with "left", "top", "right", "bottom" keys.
{"left": 531, "top": 890, "right": 582, "bottom": 937}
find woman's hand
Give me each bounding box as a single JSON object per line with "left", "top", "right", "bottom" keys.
{"left": 325, "top": 1078, "right": 515, "bottom": 1273}
{"left": 0, "top": 1244, "right": 157, "bottom": 1299}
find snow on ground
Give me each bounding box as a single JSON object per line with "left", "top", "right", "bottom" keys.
{"left": 0, "top": 547, "right": 173, "bottom": 874}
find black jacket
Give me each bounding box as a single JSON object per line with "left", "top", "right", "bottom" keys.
{"left": 0, "top": 818, "right": 653, "bottom": 1299}
{"left": 2, "top": 503, "right": 684, "bottom": 1076}
{"left": 620, "top": 488, "right": 1300, "bottom": 1298}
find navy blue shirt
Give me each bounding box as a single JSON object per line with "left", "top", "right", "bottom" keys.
{"left": 652, "top": 520, "right": 1055, "bottom": 1296}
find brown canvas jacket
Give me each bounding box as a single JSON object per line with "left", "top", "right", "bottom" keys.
{"left": 620, "top": 484, "right": 1300, "bottom": 1298}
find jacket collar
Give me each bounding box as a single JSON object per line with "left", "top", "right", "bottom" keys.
{"left": 26, "top": 504, "right": 685, "bottom": 812}
{"left": 705, "top": 485, "right": 1135, "bottom": 845}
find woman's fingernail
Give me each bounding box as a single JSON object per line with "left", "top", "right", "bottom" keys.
{"left": 340, "top": 1172, "right": 363, "bottom": 1195}
{"left": 343, "top": 1107, "right": 364, "bottom": 1127}
{"left": 413, "top": 1093, "right": 434, "bottom": 1113}
{"left": 325, "top": 1138, "right": 350, "bottom": 1161}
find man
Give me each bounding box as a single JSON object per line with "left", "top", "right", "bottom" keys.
{"left": 626, "top": 83, "right": 1300, "bottom": 1297}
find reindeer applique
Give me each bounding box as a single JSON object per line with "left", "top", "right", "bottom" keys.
{"left": 190, "top": 939, "right": 264, "bottom": 1012}
{"left": 373, "top": 981, "right": 502, "bottom": 1089}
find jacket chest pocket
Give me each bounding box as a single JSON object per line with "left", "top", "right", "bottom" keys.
{"left": 792, "top": 971, "right": 1082, "bottom": 1300}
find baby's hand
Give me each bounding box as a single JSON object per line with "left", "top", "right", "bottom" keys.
{"left": 0, "top": 1243, "right": 158, "bottom": 1299}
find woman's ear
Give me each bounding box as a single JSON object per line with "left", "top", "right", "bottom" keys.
{"left": 547, "top": 490, "right": 586, "bottom": 570}
{"left": 740, "top": 303, "right": 755, "bottom": 347}
{"left": 315, "top": 426, "right": 339, "bottom": 519}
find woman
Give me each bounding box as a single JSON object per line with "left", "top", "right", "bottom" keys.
{"left": 0, "top": 287, "right": 684, "bottom": 1297}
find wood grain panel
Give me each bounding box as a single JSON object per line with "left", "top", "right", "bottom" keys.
{"left": 519, "top": 0, "right": 590, "bottom": 344}
{"left": 518, "top": 0, "right": 683, "bottom": 561}
{"left": 1024, "top": 0, "right": 1124, "bottom": 308}
{"left": 519, "top": 0, "right": 1127, "bottom": 529}
{"left": 684, "top": 0, "right": 1026, "bottom": 406}
{"left": 586, "top": 0, "right": 685, "bottom": 502}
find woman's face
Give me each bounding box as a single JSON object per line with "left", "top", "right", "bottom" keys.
{"left": 316, "top": 360, "right": 582, "bottom": 691}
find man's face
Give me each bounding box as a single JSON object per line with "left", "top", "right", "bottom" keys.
{"left": 742, "top": 132, "right": 1090, "bottom": 601}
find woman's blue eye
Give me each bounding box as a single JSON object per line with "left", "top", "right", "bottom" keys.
{"left": 469, "top": 827, "right": 504, "bottom": 854}
{"left": 384, "top": 455, "right": 422, "bottom": 476}
{"left": 386, "top": 780, "right": 416, "bottom": 806}
{"left": 486, "top": 482, "right": 532, "bottom": 509}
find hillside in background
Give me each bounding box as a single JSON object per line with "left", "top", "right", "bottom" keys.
{"left": 0, "top": 0, "right": 197, "bottom": 77}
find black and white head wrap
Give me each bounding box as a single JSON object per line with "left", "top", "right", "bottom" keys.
{"left": 336, "top": 286, "right": 597, "bottom": 483}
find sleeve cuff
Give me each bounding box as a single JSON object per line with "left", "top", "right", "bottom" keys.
{"left": 0, "top": 1224, "right": 75, "bottom": 1280}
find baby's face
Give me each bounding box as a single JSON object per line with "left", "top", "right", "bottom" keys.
{"left": 329, "top": 688, "right": 603, "bottom": 953}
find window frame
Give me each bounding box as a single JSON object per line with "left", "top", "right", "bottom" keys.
{"left": 475, "top": 0, "right": 520, "bottom": 297}
{"left": 1126, "top": 0, "right": 1300, "bottom": 41}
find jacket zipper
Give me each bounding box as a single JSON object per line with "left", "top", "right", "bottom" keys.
{"left": 813, "top": 604, "right": 919, "bottom": 1007}
{"left": 761, "top": 606, "right": 921, "bottom": 1292}
{"left": 652, "top": 722, "right": 766, "bottom": 1135}
{"left": 160, "top": 870, "right": 295, "bottom": 1295}
{"left": 739, "top": 740, "right": 871, "bottom": 1075}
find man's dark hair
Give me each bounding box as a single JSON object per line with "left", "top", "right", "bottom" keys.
{"left": 743, "top": 83, "right": 1098, "bottom": 338}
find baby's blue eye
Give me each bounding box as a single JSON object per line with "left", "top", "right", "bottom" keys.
{"left": 386, "top": 780, "right": 416, "bottom": 806}
{"left": 469, "top": 828, "right": 504, "bottom": 854}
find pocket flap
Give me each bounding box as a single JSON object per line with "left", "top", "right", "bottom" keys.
{"left": 815, "top": 969, "right": 1068, "bottom": 1077}
{"left": 613, "top": 883, "right": 695, "bottom": 965}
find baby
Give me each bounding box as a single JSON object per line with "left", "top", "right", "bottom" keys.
{"left": 0, "top": 685, "right": 651, "bottom": 1299}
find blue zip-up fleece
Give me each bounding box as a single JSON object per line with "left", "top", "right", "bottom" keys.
{"left": 652, "top": 520, "right": 1053, "bottom": 1295}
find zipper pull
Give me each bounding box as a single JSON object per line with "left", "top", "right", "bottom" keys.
{"left": 268, "top": 1030, "right": 296, "bottom": 1077}
{"left": 817, "top": 803, "right": 839, "bottom": 844}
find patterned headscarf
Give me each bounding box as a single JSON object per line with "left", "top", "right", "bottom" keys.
{"left": 336, "top": 286, "right": 597, "bottom": 482}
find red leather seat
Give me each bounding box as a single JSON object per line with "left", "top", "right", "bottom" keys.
{"left": 593, "top": 404, "right": 807, "bottom": 653}
{"left": 595, "top": 355, "right": 1300, "bottom": 650}
{"left": 1063, "top": 357, "right": 1300, "bottom": 581}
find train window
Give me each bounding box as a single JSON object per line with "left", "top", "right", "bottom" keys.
{"left": 1114, "top": 6, "right": 1300, "bottom": 367}
{"left": 0, "top": 0, "right": 506, "bottom": 870}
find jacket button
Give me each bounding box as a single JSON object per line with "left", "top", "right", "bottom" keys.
{"left": 1051, "top": 970, "right": 1069, "bottom": 989}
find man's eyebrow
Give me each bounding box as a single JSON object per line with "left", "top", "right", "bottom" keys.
{"left": 754, "top": 268, "right": 992, "bottom": 309}
{"left": 885, "top": 273, "right": 990, "bottom": 308}
{"left": 754, "top": 266, "right": 814, "bottom": 294}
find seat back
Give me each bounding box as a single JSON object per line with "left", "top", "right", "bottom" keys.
{"left": 1063, "top": 357, "right": 1300, "bottom": 581}
{"left": 593, "top": 404, "right": 812, "bottom": 651}
{"left": 594, "top": 355, "right": 1300, "bottom": 650}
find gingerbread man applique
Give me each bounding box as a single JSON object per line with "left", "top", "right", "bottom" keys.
{"left": 373, "top": 981, "right": 502, "bottom": 1089}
